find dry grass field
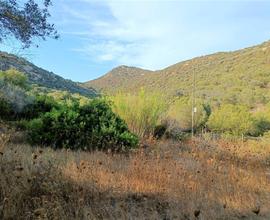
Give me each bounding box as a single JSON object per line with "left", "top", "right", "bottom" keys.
{"left": 0, "top": 127, "right": 270, "bottom": 219}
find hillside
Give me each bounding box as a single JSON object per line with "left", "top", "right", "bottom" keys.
{"left": 85, "top": 40, "right": 270, "bottom": 106}
{"left": 0, "top": 52, "right": 97, "bottom": 97}
{"left": 86, "top": 65, "right": 154, "bottom": 93}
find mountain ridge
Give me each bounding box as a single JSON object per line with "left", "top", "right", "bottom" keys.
{"left": 84, "top": 40, "right": 270, "bottom": 106}
{"left": 0, "top": 51, "right": 97, "bottom": 97}
{"left": 86, "top": 65, "right": 154, "bottom": 93}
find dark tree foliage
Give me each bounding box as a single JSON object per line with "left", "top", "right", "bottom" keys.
{"left": 0, "top": 0, "right": 58, "bottom": 48}
{"left": 27, "top": 99, "right": 139, "bottom": 151}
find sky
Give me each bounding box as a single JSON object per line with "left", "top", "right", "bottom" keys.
{"left": 1, "top": 0, "right": 270, "bottom": 82}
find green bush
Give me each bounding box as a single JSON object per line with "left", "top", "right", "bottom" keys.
{"left": 0, "top": 69, "right": 28, "bottom": 89}
{"left": 0, "top": 98, "right": 14, "bottom": 119}
{"left": 207, "top": 104, "right": 256, "bottom": 136}
{"left": 0, "top": 70, "right": 57, "bottom": 121}
{"left": 262, "top": 130, "right": 270, "bottom": 139}
{"left": 0, "top": 69, "right": 33, "bottom": 115}
{"left": 27, "top": 99, "right": 138, "bottom": 151}
{"left": 0, "top": 90, "right": 56, "bottom": 121}
{"left": 252, "top": 114, "right": 270, "bottom": 136}
{"left": 20, "top": 95, "right": 59, "bottom": 119}
{"left": 251, "top": 105, "right": 270, "bottom": 136}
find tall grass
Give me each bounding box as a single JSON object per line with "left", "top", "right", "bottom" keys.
{"left": 1, "top": 131, "right": 270, "bottom": 219}
{"left": 110, "top": 89, "right": 168, "bottom": 137}
{"left": 167, "top": 97, "right": 209, "bottom": 132}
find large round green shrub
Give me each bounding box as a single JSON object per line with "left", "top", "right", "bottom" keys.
{"left": 27, "top": 99, "right": 138, "bottom": 151}
{"left": 207, "top": 104, "right": 256, "bottom": 136}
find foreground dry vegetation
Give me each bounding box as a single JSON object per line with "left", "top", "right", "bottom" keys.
{"left": 1, "top": 127, "right": 270, "bottom": 220}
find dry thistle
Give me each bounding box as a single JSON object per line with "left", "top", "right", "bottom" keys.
{"left": 15, "top": 165, "right": 24, "bottom": 171}
{"left": 32, "top": 153, "right": 38, "bottom": 160}
{"left": 34, "top": 208, "right": 46, "bottom": 216}
{"left": 252, "top": 206, "right": 260, "bottom": 215}
{"left": 194, "top": 210, "right": 200, "bottom": 218}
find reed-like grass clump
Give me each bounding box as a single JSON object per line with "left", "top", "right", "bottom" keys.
{"left": 110, "top": 89, "right": 168, "bottom": 137}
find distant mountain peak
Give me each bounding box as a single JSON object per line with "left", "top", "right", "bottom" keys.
{"left": 110, "top": 65, "right": 151, "bottom": 73}
{"left": 85, "top": 65, "right": 153, "bottom": 93}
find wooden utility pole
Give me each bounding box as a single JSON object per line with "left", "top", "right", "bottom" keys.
{"left": 191, "top": 64, "right": 196, "bottom": 138}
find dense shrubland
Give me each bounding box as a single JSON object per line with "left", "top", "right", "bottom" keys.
{"left": 207, "top": 104, "right": 255, "bottom": 136}
{"left": 2, "top": 68, "right": 270, "bottom": 152}
{"left": 0, "top": 69, "right": 138, "bottom": 151}
{"left": 111, "top": 89, "right": 270, "bottom": 141}
{"left": 85, "top": 41, "right": 270, "bottom": 109}
{"left": 1, "top": 68, "right": 270, "bottom": 219}
{"left": 207, "top": 104, "right": 270, "bottom": 138}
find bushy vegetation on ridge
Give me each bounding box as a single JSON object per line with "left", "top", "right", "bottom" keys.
{"left": 85, "top": 41, "right": 270, "bottom": 108}
{"left": 2, "top": 67, "right": 270, "bottom": 151}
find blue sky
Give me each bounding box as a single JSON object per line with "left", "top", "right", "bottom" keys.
{"left": 1, "top": 0, "right": 270, "bottom": 82}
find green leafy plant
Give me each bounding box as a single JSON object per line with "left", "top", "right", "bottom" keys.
{"left": 20, "top": 95, "right": 59, "bottom": 119}
{"left": 0, "top": 69, "right": 28, "bottom": 89}
{"left": 0, "top": 98, "right": 14, "bottom": 119}
{"left": 251, "top": 105, "right": 270, "bottom": 136}
{"left": 207, "top": 104, "right": 256, "bottom": 136}
{"left": 0, "top": 69, "right": 33, "bottom": 117}
{"left": 27, "top": 99, "right": 138, "bottom": 151}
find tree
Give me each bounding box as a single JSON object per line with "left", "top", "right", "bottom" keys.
{"left": 0, "top": 0, "right": 58, "bottom": 48}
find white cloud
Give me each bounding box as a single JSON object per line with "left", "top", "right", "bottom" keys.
{"left": 59, "top": 0, "right": 270, "bottom": 70}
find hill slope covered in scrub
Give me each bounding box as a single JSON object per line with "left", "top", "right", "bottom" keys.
{"left": 0, "top": 52, "right": 97, "bottom": 97}
{"left": 85, "top": 40, "right": 270, "bottom": 107}
{"left": 86, "top": 65, "right": 154, "bottom": 93}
